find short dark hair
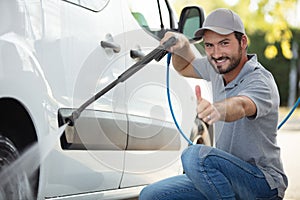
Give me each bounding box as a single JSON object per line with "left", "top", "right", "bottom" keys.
{"left": 234, "top": 31, "right": 244, "bottom": 44}
{"left": 234, "top": 31, "right": 248, "bottom": 50}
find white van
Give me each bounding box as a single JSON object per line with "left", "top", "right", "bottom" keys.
{"left": 0, "top": 0, "right": 210, "bottom": 199}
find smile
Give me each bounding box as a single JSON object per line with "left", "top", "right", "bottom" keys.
{"left": 216, "top": 58, "right": 226, "bottom": 63}
{"left": 213, "top": 57, "right": 229, "bottom": 65}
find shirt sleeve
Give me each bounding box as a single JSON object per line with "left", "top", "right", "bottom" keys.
{"left": 191, "top": 57, "right": 212, "bottom": 81}
{"left": 238, "top": 71, "right": 279, "bottom": 120}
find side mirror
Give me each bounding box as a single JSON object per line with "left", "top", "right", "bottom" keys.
{"left": 178, "top": 6, "right": 205, "bottom": 41}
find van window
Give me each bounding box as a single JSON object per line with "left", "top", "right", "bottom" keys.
{"left": 128, "top": 0, "right": 176, "bottom": 39}
{"left": 62, "top": 0, "right": 109, "bottom": 12}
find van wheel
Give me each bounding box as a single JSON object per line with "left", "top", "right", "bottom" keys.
{"left": 0, "top": 134, "right": 33, "bottom": 200}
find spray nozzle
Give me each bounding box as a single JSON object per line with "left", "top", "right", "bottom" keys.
{"left": 65, "top": 110, "right": 80, "bottom": 126}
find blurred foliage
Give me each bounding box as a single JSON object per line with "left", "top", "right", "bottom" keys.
{"left": 249, "top": 29, "right": 300, "bottom": 105}
{"left": 172, "top": 0, "right": 298, "bottom": 59}
{"left": 171, "top": 0, "right": 300, "bottom": 105}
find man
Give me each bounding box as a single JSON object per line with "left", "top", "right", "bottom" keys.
{"left": 139, "top": 8, "right": 288, "bottom": 199}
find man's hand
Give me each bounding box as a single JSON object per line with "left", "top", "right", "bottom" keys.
{"left": 196, "top": 85, "right": 257, "bottom": 124}
{"left": 195, "top": 85, "right": 221, "bottom": 125}
{"left": 160, "top": 32, "right": 197, "bottom": 78}
{"left": 160, "top": 32, "right": 190, "bottom": 54}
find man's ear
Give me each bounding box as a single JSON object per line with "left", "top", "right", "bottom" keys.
{"left": 241, "top": 35, "right": 248, "bottom": 49}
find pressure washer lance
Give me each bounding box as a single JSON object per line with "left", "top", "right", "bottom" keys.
{"left": 65, "top": 36, "right": 177, "bottom": 126}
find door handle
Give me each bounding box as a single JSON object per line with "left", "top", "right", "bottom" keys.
{"left": 100, "top": 40, "right": 121, "bottom": 53}
{"left": 130, "top": 49, "right": 145, "bottom": 60}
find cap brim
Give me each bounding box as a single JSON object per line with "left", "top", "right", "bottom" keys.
{"left": 195, "top": 26, "right": 234, "bottom": 38}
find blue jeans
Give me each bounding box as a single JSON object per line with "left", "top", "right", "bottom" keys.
{"left": 139, "top": 145, "right": 280, "bottom": 200}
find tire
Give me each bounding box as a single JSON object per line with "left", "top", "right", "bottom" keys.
{"left": 0, "top": 134, "right": 34, "bottom": 200}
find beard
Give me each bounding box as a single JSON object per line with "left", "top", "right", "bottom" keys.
{"left": 208, "top": 46, "right": 242, "bottom": 74}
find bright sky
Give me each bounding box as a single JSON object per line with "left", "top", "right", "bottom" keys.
{"left": 287, "top": 0, "right": 300, "bottom": 28}
{"left": 223, "top": 0, "right": 239, "bottom": 6}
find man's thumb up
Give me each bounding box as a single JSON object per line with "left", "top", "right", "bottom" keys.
{"left": 195, "top": 85, "right": 202, "bottom": 103}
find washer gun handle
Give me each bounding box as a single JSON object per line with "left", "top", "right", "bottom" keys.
{"left": 154, "top": 36, "right": 177, "bottom": 62}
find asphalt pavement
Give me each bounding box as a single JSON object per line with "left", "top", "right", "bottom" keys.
{"left": 277, "top": 114, "right": 300, "bottom": 200}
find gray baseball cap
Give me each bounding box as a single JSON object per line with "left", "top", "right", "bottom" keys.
{"left": 195, "top": 8, "right": 245, "bottom": 38}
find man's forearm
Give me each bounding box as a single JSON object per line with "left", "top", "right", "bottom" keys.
{"left": 214, "top": 96, "right": 257, "bottom": 122}
{"left": 171, "top": 48, "right": 196, "bottom": 77}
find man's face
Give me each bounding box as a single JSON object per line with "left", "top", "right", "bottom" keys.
{"left": 203, "top": 30, "right": 243, "bottom": 74}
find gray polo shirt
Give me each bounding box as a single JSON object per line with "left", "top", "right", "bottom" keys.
{"left": 192, "top": 54, "right": 288, "bottom": 198}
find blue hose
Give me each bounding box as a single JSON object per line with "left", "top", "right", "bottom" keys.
{"left": 277, "top": 97, "right": 300, "bottom": 130}
{"left": 166, "top": 53, "right": 194, "bottom": 145}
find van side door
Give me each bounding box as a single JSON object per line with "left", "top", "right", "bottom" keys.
{"left": 120, "top": 0, "right": 196, "bottom": 188}
{"left": 41, "top": 0, "right": 127, "bottom": 197}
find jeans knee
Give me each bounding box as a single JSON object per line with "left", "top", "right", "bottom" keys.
{"left": 181, "top": 145, "right": 214, "bottom": 174}
{"left": 139, "top": 185, "right": 155, "bottom": 200}
{"left": 181, "top": 144, "right": 213, "bottom": 161}
{"left": 181, "top": 145, "right": 198, "bottom": 164}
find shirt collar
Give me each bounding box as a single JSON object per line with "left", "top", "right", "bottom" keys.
{"left": 225, "top": 54, "right": 258, "bottom": 89}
